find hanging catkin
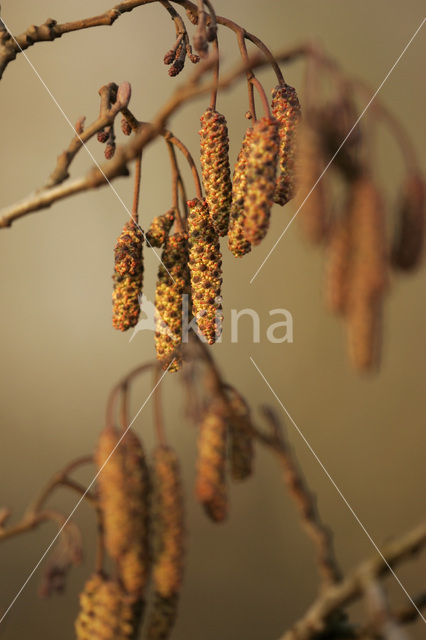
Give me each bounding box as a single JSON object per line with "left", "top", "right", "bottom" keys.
{"left": 325, "top": 207, "right": 353, "bottom": 315}
{"left": 145, "top": 446, "right": 184, "bottom": 640}
{"left": 271, "top": 83, "right": 302, "bottom": 206}
{"left": 228, "top": 392, "right": 254, "bottom": 482}
{"left": 228, "top": 127, "right": 254, "bottom": 257}
{"left": 155, "top": 232, "right": 190, "bottom": 372}
{"left": 187, "top": 198, "right": 223, "bottom": 344}
{"left": 195, "top": 398, "right": 228, "bottom": 522}
{"left": 199, "top": 108, "right": 232, "bottom": 236}
{"left": 391, "top": 174, "right": 425, "bottom": 271}
{"left": 146, "top": 210, "right": 175, "bottom": 248}
{"left": 112, "top": 220, "right": 144, "bottom": 331}
{"left": 243, "top": 116, "right": 279, "bottom": 246}
{"left": 75, "top": 573, "right": 138, "bottom": 640}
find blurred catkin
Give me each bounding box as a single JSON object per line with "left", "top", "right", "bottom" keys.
{"left": 112, "top": 220, "right": 144, "bottom": 331}
{"left": 199, "top": 108, "right": 232, "bottom": 236}
{"left": 195, "top": 398, "right": 228, "bottom": 522}
{"left": 187, "top": 198, "right": 223, "bottom": 344}
{"left": 243, "top": 116, "right": 279, "bottom": 246}
{"left": 271, "top": 83, "right": 302, "bottom": 206}
{"left": 146, "top": 210, "right": 175, "bottom": 248}
{"left": 325, "top": 208, "right": 353, "bottom": 315}
{"left": 75, "top": 573, "right": 138, "bottom": 640}
{"left": 155, "top": 232, "right": 190, "bottom": 372}
{"left": 391, "top": 174, "right": 425, "bottom": 271}
{"left": 228, "top": 392, "right": 254, "bottom": 481}
{"left": 228, "top": 127, "right": 254, "bottom": 257}
{"left": 146, "top": 446, "right": 184, "bottom": 640}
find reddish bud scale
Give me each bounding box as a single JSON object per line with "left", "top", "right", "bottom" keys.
{"left": 228, "top": 128, "right": 254, "bottom": 257}
{"left": 199, "top": 108, "right": 232, "bottom": 236}
{"left": 146, "top": 210, "right": 175, "bottom": 248}
{"left": 112, "top": 221, "right": 144, "bottom": 332}
{"left": 243, "top": 116, "right": 279, "bottom": 246}
{"left": 391, "top": 174, "right": 425, "bottom": 271}
{"left": 271, "top": 83, "right": 302, "bottom": 206}
{"left": 187, "top": 198, "right": 223, "bottom": 344}
{"left": 155, "top": 233, "right": 190, "bottom": 372}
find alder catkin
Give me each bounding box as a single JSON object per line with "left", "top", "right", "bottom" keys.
{"left": 187, "top": 198, "right": 223, "bottom": 344}
{"left": 228, "top": 128, "right": 254, "bottom": 257}
{"left": 271, "top": 83, "right": 302, "bottom": 206}
{"left": 155, "top": 232, "right": 190, "bottom": 372}
{"left": 112, "top": 220, "right": 144, "bottom": 331}
{"left": 391, "top": 174, "right": 425, "bottom": 271}
{"left": 243, "top": 116, "right": 279, "bottom": 246}
{"left": 146, "top": 210, "right": 175, "bottom": 248}
{"left": 199, "top": 108, "right": 232, "bottom": 236}
{"left": 228, "top": 392, "right": 254, "bottom": 482}
{"left": 325, "top": 208, "right": 352, "bottom": 315}
{"left": 195, "top": 398, "right": 228, "bottom": 522}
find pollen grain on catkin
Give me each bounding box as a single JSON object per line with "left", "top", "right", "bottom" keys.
{"left": 112, "top": 220, "right": 144, "bottom": 331}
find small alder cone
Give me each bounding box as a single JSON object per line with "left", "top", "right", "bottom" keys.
{"left": 228, "top": 127, "right": 254, "bottom": 257}
{"left": 325, "top": 209, "right": 353, "bottom": 315}
{"left": 75, "top": 573, "right": 138, "bottom": 640}
{"left": 243, "top": 116, "right": 279, "bottom": 246}
{"left": 146, "top": 209, "right": 175, "bottom": 248}
{"left": 112, "top": 220, "right": 144, "bottom": 331}
{"left": 95, "top": 427, "right": 150, "bottom": 602}
{"left": 199, "top": 108, "right": 232, "bottom": 236}
{"left": 391, "top": 174, "right": 425, "bottom": 271}
{"left": 195, "top": 398, "right": 228, "bottom": 522}
{"left": 155, "top": 232, "right": 190, "bottom": 372}
{"left": 271, "top": 83, "right": 302, "bottom": 206}
{"left": 228, "top": 392, "right": 254, "bottom": 482}
{"left": 295, "top": 123, "right": 329, "bottom": 244}
{"left": 187, "top": 198, "right": 223, "bottom": 344}
{"left": 346, "top": 176, "right": 388, "bottom": 371}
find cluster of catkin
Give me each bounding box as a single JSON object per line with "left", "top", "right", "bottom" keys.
{"left": 75, "top": 427, "right": 185, "bottom": 640}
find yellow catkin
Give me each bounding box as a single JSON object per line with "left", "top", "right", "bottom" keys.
{"left": 325, "top": 208, "right": 353, "bottom": 315}
{"left": 155, "top": 232, "right": 190, "bottom": 372}
{"left": 391, "top": 174, "right": 425, "bottom": 271}
{"left": 146, "top": 209, "right": 175, "bottom": 248}
{"left": 112, "top": 220, "right": 144, "bottom": 331}
{"left": 228, "top": 127, "right": 254, "bottom": 257}
{"left": 199, "top": 108, "right": 232, "bottom": 236}
{"left": 243, "top": 116, "right": 279, "bottom": 246}
{"left": 75, "top": 573, "right": 138, "bottom": 640}
{"left": 228, "top": 392, "right": 254, "bottom": 482}
{"left": 346, "top": 176, "right": 388, "bottom": 371}
{"left": 187, "top": 198, "right": 223, "bottom": 344}
{"left": 295, "top": 124, "right": 329, "bottom": 244}
{"left": 145, "top": 446, "right": 184, "bottom": 640}
{"left": 95, "top": 427, "right": 150, "bottom": 601}
{"left": 271, "top": 83, "right": 302, "bottom": 206}
{"left": 195, "top": 398, "right": 228, "bottom": 522}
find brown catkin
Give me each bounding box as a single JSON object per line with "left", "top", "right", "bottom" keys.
{"left": 391, "top": 174, "right": 425, "bottom": 271}
{"left": 271, "top": 83, "right": 302, "bottom": 206}
{"left": 325, "top": 208, "right": 353, "bottom": 315}
{"left": 187, "top": 198, "right": 223, "bottom": 344}
{"left": 199, "top": 108, "right": 232, "bottom": 236}
{"left": 112, "top": 220, "right": 144, "bottom": 331}
{"left": 146, "top": 210, "right": 175, "bottom": 248}
{"left": 95, "top": 427, "right": 150, "bottom": 601}
{"left": 243, "top": 116, "right": 279, "bottom": 246}
{"left": 346, "top": 176, "right": 388, "bottom": 371}
{"left": 228, "top": 392, "right": 254, "bottom": 482}
{"left": 228, "top": 128, "right": 254, "bottom": 257}
{"left": 145, "top": 593, "right": 179, "bottom": 640}
{"left": 75, "top": 573, "right": 138, "bottom": 640}
{"left": 155, "top": 232, "right": 190, "bottom": 372}
{"left": 195, "top": 398, "right": 228, "bottom": 522}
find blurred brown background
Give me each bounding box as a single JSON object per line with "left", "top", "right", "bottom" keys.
{"left": 0, "top": 1, "right": 425, "bottom": 638}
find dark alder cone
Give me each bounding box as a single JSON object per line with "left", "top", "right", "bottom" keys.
{"left": 95, "top": 428, "right": 150, "bottom": 604}
{"left": 228, "top": 392, "right": 254, "bottom": 482}
{"left": 146, "top": 209, "right": 175, "bottom": 248}
{"left": 228, "top": 127, "right": 254, "bottom": 257}
{"left": 199, "top": 108, "right": 232, "bottom": 236}
{"left": 243, "top": 116, "right": 279, "bottom": 246}
{"left": 325, "top": 208, "right": 352, "bottom": 315}
{"left": 187, "top": 198, "right": 223, "bottom": 344}
{"left": 391, "top": 174, "right": 425, "bottom": 270}
{"left": 271, "top": 83, "right": 302, "bottom": 206}
{"left": 155, "top": 232, "right": 190, "bottom": 372}
{"left": 195, "top": 398, "right": 228, "bottom": 522}
{"left": 112, "top": 220, "right": 144, "bottom": 331}
{"left": 75, "top": 573, "right": 138, "bottom": 640}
